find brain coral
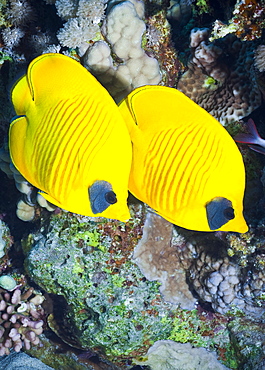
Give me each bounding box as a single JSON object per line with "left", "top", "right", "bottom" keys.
{"left": 177, "top": 28, "right": 263, "bottom": 125}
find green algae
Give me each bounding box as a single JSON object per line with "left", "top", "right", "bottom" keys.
{"left": 0, "top": 0, "right": 9, "bottom": 28}
{"left": 22, "top": 210, "right": 239, "bottom": 367}
{"left": 23, "top": 210, "right": 176, "bottom": 361}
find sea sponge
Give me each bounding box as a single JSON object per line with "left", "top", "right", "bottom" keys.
{"left": 83, "top": 0, "right": 161, "bottom": 102}
{"left": 177, "top": 28, "right": 262, "bottom": 125}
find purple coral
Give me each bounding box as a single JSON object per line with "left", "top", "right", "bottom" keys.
{"left": 0, "top": 286, "right": 45, "bottom": 355}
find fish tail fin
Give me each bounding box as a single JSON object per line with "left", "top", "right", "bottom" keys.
{"left": 235, "top": 119, "right": 265, "bottom": 154}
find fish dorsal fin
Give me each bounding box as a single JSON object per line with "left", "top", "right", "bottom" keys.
{"left": 119, "top": 85, "right": 218, "bottom": 134}
{"left": 25, "top": 53, "right": 102, "bottom": 105}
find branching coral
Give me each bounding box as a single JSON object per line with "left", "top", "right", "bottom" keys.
{"left": 56, "top": 0, "right": 105, "bottom": 54}
{"left": 6, "top": 0, "right": 35, "bottom": 26}
{"left": 0, "top": 285, "right": 45, "bottom": 355}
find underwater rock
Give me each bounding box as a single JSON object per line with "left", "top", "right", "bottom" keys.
{"left": 133, "top": 212, "right": 197, "bottom": 309}
{"left": 228, "top": 316, "right": 265, "bottom": 370}
{"left": 0, "top": 219, "right": 12, "bottom": 260}
{"left": 23, "top": 209, "right": 233, "bottom": 368}
{"left": 24, "top": 209, "right": 181, "bottom": 363}
{"left": 166, "top": 0, "right": 192, "bottom": 26}
{"left": 177, "top": 28, "right": 262, "bottom": 125}
{"left": 134, "top": 340, "right": 230, "bottom": 370}
{"left": 0, "top": 350, "right": 54, "bottom": 370}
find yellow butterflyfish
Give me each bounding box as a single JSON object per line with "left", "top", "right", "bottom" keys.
{"left": 9, "top": 53, "right": 132, "bottom": 221}
{"left": 118, "top": 85, "right": 248, "bottom": 233}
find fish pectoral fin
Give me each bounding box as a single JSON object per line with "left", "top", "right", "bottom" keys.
{"left": 11, "top": 75, "right": 33, "bottom": 115}
{"left": 9, "top": 115, "right": 33, "bottom": 180}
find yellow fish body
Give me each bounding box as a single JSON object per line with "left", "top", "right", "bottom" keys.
{"left": 118, "top": 85, "right": 248, "bottom": 232}
{"left": 9, "top": 53, "right": 132, "bottom": 221}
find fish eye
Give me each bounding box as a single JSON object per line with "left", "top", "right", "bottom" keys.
{"left": 206, "top": 197, "right": 235, "bottom": 230}
{"left": 105, "top": 191, "right": 117, "bottom": 204}
{"left": 89, "top": 180, "right": 117, "bottom": 214}
{"left": 223, "top": 206, "right": 234, "bottom": 220}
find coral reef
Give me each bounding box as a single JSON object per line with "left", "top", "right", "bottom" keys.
{"left": 175, "top": 228, "right": 265, "bottom": 316}
{"left": 177, "top": 27, "right": 263, "bottom": 125}
{"left": 0, "top": 284, "right": 45, "bottom": 355}
{"left": 83, "top": 0, "right": 161, "bottom": 101}
{"left": 228, "top": 315, "right": 265, "bottom": 370}
{"left": 133, "top": 212, "right": 197, "bottom": 309}
{"left": 0, "top": 351, "right": 54, "bottom": 370}
{"left": 0, "top": 218, "right": 12, "bottom": 261}
{"left": 56, "top": 0, "right": 106, "bottom": 55}
{"left": 23, "top": 210, "right": 230, "bottom": 368}
{"left": 0, "top": 0, "right": 264, "bottom": 368}
{"left": 211, "top": 0, "right": 265, "bottom": 41}
{"left": 133, "top": 213, "right": 265, "bottom": 317}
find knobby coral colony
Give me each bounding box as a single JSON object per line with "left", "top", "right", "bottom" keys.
{"left": 0, "top": 286, "right": 45, "bottom": 355}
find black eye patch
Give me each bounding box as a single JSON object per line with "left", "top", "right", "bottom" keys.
{"left": 89, "top": 181, "right": 117, "bottom": 214}
{"left": 105, "top": 191, "right": 117, "bottom": 204}
{"left": 206, "top": 197, "right": 235, "bottom": 230}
